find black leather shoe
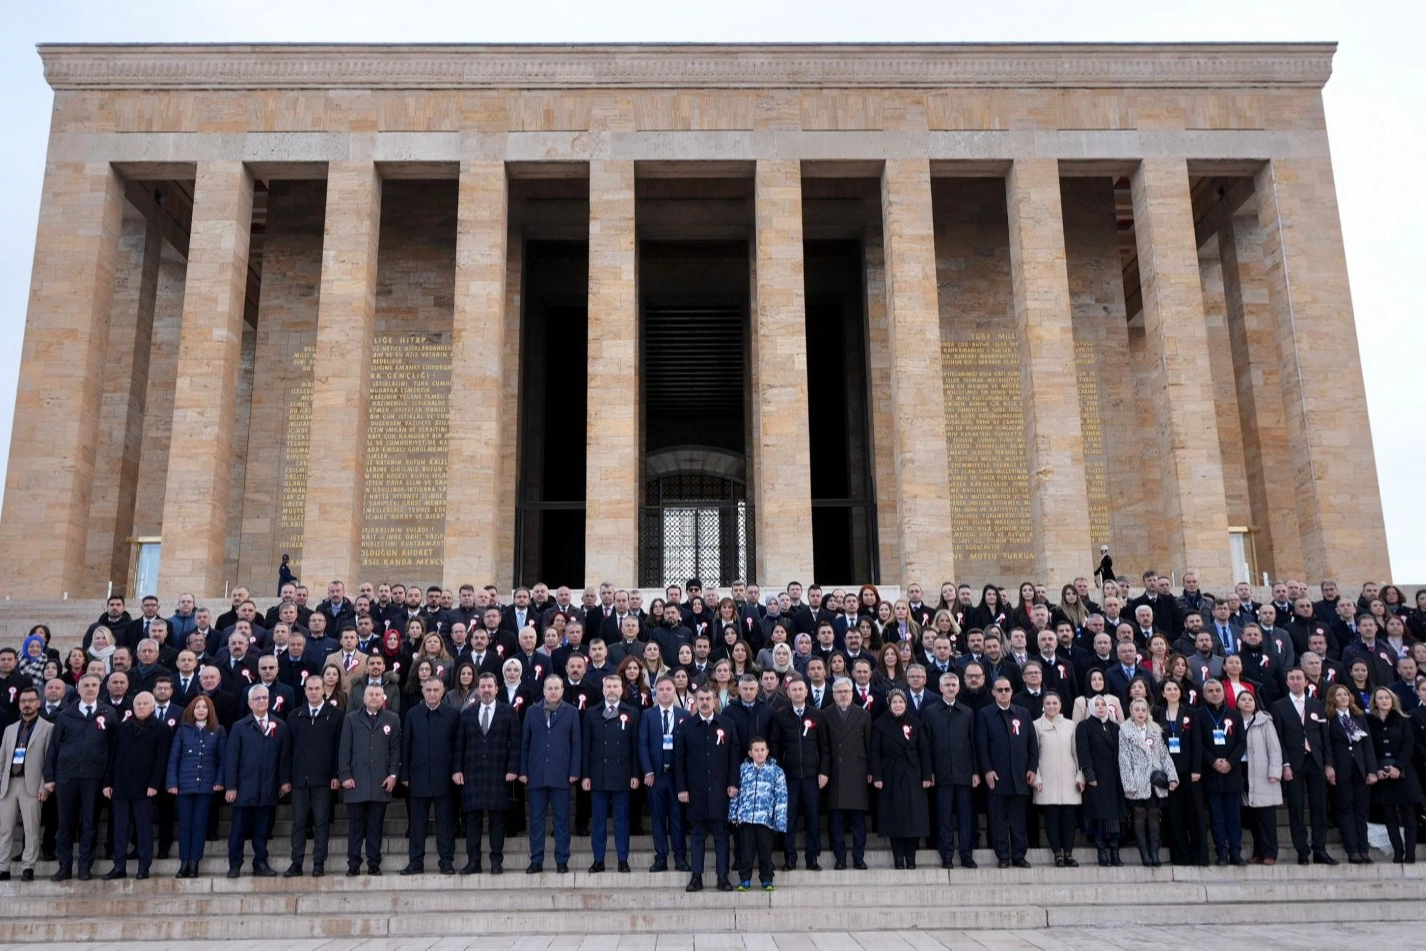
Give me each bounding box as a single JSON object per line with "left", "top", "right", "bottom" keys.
{"left": 490, "top": 862, "right": 503, "bottom": 875}
{"left": 1313, "top": 852, "right": 1339, "bottom": 866}
{"left": 1012, "top": 858, "right": 1031, "bottom": 868}
{"left": 227, "top": 867, "right": 241, "bottom": 879}
{"left": 906, "top": 857, "right": 916, "bottom": 869}
{"left": 367, "top": 866, "right": 382, "bottom": 876}
{"left": 716, "top": 877, "right": 734, "bottom": 892}
{"left": 649, "top": 860, "right": 668, "bottom": 872}
{"left": 102, "top": 867, "right": 127, "bottom": 881}
{"left": 997, "top": 858, "right": 1010, "bottom": 869}
{"left": 674, "top": 859, "right": 692, "bottom": 872}
{"left": 1228, "top": 855, "right": 1248, "bottom": 867}
{"left": 399, "top": 864, "right": 424, "bottom": 876}
{"left": 942, "top": 859, "right": 955, "bottom": 869}
{"left": 783, "top": 858, "right": 797, "bottom": 871}
{"left": 459, "top": 861, "right": 481, "bottom": 875}
{"left": 253, "top": 863, "right": 277, "bottom": 878}
{"left": 311, "top": 863, "right": 325, "bottom": 878}
{"left": 135, "top": 870, "right": 150, "bottom": 880}
{"left": 1297, "top": 855, "right": 1310, "bottom": 866}
{"left": 961, "top": 856, "right": 978, "bottom": 869}
{"left": 588, "top": 861, "right": 605, "bottom": 873}
{"left": 283, "top": 864, "right": 303, "bottom": 878}
{"left": 345, "top": 867, "right": 360, "bottom": 877}
{"left": 556, "top": 863, "right": 569, "bottom": 873}
{"left": 853, "top": 859, "right": 867, "bottom": 870}
{"left": 20, "top": 868, "right": 33, "bottom": 882}
{"left": 894, "top": 858, "right": 906, "bottom": 870}
{"left": 685, "top": 873, "right": 703, "bottom": 892}
{"left": 806, "top": 860, "right": 821, "bottom": 871}
{"left": 0, "top": 871, "right": 10, "bottom": 881}
{"left": 77, "top": 869, "right": 92, "bottom": 881}
{"left": 834, "top": 859, "right": 847, "bottom": 870}
{"left": 50, "top": 869, "right": 71, "bottom": 882}
{"left": 525, "top": 863, "right": 543, "bottom": 874}
{"left": 439, "top": 864, "right": 455, "bottom": 875}
{"left": 618, "top": 861, "right": 631, "bottom": 873}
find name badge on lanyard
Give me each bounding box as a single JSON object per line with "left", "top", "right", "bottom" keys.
{"left": 1212, "top": 728, "right": 1227, "bottom": 747}
{"left": 1167, "top": 736, "right": 1181, "bottom": 755}
{"left": 11, "top": 746, "right": 25, "bottom": 767}
{"left": 663, "top": 734, "right": 674, "bottom": 751}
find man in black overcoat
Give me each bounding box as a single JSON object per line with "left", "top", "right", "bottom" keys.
{"left": 674, "top": 685, "right": 740, "bottom": 893}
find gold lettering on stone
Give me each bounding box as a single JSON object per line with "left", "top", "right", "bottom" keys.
{"left": 941, "top": 331, "right": 1034, "bottom": 568}
{"left": 360, "top": 333, "right": 452, "bottom": 570}
{"left": 1075, "top": 339, "right": 1111, "bottom": 547}
{"left": 278, "top": 345, "right": 315, "bottom": 560}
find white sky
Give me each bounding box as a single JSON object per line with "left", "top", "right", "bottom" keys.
{"left": 2, "top": 0, "right": 1422, "bottom": 581}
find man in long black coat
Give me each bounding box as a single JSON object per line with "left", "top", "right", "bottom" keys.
{"left": 1194, "top": 678, "right": 1246, "bottom": 865}
{"left": 674, "top": 686, "right": 740, "bottom": 892}
{"left": 44, "top": 674, "right": 118, "bottom": 881}
{"left": 975, "top": 677, "right": 1038, "bottom": 868}
{"left": 769, "top": 676, "right": 828, "bottom": 871}
{"left": 400, "top": 677, "right": 461, "bottom": 875}
{"left": 284, "top": 676, "right": 343, "bottom": 877}
{"left": 1272, "top": 667, "right": 1334, "bottom": 864}
{"left": 923, "top": 670, "right": 980, "bottom": 868}
{"left": 102, "top": 691, "right": 170, "bottom": 879}
{"left": 455, "top": 673, "right": 520, "bottom": 874}
{"left": 223, "top": 684, "right": 293, "bottom": 878}
{"left": 581, "top": 674, "right": 641, "bottom": 872}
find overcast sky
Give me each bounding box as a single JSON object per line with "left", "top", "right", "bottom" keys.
{"left": 2, "top": 0, "right": 1421, "bottom": 582}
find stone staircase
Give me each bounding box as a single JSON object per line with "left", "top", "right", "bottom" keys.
{"left": 1, "top": 802, "right": 1419, "bottom": 941}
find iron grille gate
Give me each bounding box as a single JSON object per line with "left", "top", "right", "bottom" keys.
{"left": 639, "top": 474, "right": 754, "bottom": 587}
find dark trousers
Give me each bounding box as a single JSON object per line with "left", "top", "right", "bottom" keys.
{"left": 1245, "top": 804, "right": 1278, "bottom": 859}
{"left": 154, "top": 790, "right": 176, "bottom": 857}
{"left": 227, "top": 804, "right": 275, "bottom": 868}
{"left": 590, "top": 789, "right": 631, "bottom": 862}
{"left": 504, "top": 779, "right": 526, "bottom": 834}
{"left": 1283, "top": 760, "right": 1329, "bottom": 857}
{"left": 54, "top": 777, "right": 101, "bottom": 872}
{"left": 346, "top": 800, "right": 387, "bottom": 869}
{"left": 1205, "top": 790, "right": 1243, "bottom": 858}
{"left": 936, "top": 784, "right": 976, "bottom": 861}
{"left": 464, "top": 808, "right": 506, "bottom": 864}
{"left": 574, "top": 782, "right": 592, "bottom": 832}
{"left": 1042, "top": 803, "right": 1078, "bottom": 854}
{"left": 647, "top": 772, "right": 686, "bottom": 862}
{"left": 737, "top": 822, "right": 774, "bottom": 884}
{"left": 783, "top": 776, "right": 821, "bottom": 861}
{"left": 289, "top": 784, "right": 333, "bottom": 867}
{"left": 175, "top": 793, "right": 212, "bottom": 864}
{"left": 1164, "top": 778, "right": 1209, "bottom": 865}
{"left": 688, "top": 817, "right": 729, "bottom": 879}
{"left": 408, "top": 794, "right": 456, "bottom": 867}
{"left": 828, "top": 808, "right": 866, "bottom": 862}
{"left": 1381, "top": 803, "right": 1418, "bottom": 860}
{"left": 527, "top": 786, "right": 571, "bottom": 865}
{"left": 110, "top": 797, "right": 154, "bottom": 872}
{"left": 1334, "top": 773, "right": 1371, "bottom": 855}
{"left": 987, "top": 793, "right": 1028, "bottom": 861}
{"left": 41, "top": 790, "right": 57, "bottom": 857}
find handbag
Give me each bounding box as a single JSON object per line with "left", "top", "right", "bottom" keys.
{"left": 1149, "top": 769, "right": 1170, "bottom": 791}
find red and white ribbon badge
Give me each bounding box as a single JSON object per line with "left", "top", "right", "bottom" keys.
{"left": 902, "top": 724, "right": 912, "bottom": 741}
{"left": 1011, "top": 718, "right": 1021, "bottom": 736}
{"left": 715, "top": 728, "right": 725, "bottom": 746}
{"left": 619, "top": 713, "right": 629, "bottom": 731}
{"left": 802, "top": 719, "right": 813, "bottom": 738}
{"left": 382, "top": 724, "right": 391, "bottom": 735}
{"left": 95, "top": 716, "right": 107, "bottom": 731}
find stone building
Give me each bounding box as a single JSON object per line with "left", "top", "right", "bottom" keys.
{"left": 0, "top": 42, "right": 1390, "bottom": 599}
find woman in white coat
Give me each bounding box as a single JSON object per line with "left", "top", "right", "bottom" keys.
{"left": 1032, "top": 692, "right": 1084, "bottom": 867}
{"left": 1118, "top": 698, "right": 1178, "bottom": 867}
{"left": 1238, "top": 690, "right": 1284, "bottom": 864}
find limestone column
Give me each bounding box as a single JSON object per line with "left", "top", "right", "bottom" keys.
{"left": 1218, "top": 212, "right": 1306, "bottom": 580}
{"left": 86, "top": 210, "right": 161, "bottom": 595}
{"left": 1129, "top": 159, "right": 1233, "bottom": 585}
{"left": 1254, "top": 158, "right": 1388, "bottom": 581}
{"left": 880, "top": 160, "right": 955, "bottom": 585}
{"left": 0, "top": 162, "right": 124, "bottom": 596}
{"left": 443, "top": 161, "right": 508, "bottom": 587}
{"left": 584, "top": 160, "right": 639, "bottom": 585}
{"left": 300, "top": 162, "right": 383, "bottom": 587}
{"left": 1004, "top": 160, "right": 1093, "bottom": 584}
{"left": 751, "top": 160, "right": 815, "bottom": 586}
{"left": 158, "top": 162, "right": 254, "bottom": 599}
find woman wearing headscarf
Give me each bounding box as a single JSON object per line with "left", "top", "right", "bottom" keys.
{"left": 1119, "top": 697, "right": 1178, "bottom": 867}
{"left": 1075, "top": 694, "right": 1124, "bottom": 866}
{"left": 869, "top": 689, "right": 932, "bottom": 869}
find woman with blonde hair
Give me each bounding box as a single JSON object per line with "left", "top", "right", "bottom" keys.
{"left": 1119, "top": 697, "right": 1178, "bottom": 867}
{"left": 87, "top": 626, "right": 117, "bottom": 673}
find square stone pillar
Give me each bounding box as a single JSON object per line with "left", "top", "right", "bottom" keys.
{"left": 585, "top": 160, "right": 639, "bottom": 585}
{"left": 1004, "top": 160, "right": 1093, "bottom": 585}
{"left": 1218, "top": 212, "right": 1306, "bottom": 580}
{"left": 880, "top": 159, "right": 955, "bottom": 586}
{"left": 300, "top": 162, "right": 383, "bottom": 587}
{"left": 0, "top": 162, "right": 124, "bottom": 596}
{"left": 1129, "top": 159, "right": 1233, "bottom": 586}
{"left": 1254, "top": 158, "right": 1389, "bottom": 582}
{"left": 751, "top": 160, "right": 814, "bottom": 587}
{"left": 158, "top": 162, "right": 254, "bottom": 599}
{"left": 443, "top": 161, "right": 508, "bottom": 588}
{"left": 86, "top": 209, "right": 161, "bottom": 596}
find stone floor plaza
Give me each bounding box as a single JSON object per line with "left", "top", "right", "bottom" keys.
{"left": 0, "top": 42, "right": 1389, "bottom": 600}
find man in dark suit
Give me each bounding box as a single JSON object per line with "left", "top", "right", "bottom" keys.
{"left": 1105, "top": 641, "right": 1148, "bottom": 705}
{"left": 455, "top": 673, "right": 521, "bottom": 874}
{"left": 276, "top": 633, "right": 324, "bottom": 695}
{"left": 1194, "top": 679, "right": 1247, "bottom": 865}
{"left": 223, "top": 685, "right": 293, "bottom": 878}
{"left": 824, "top": 678, "right": 871, "bottom": 870}
{"left": 400, "top": 677, "right": 460, "bottom": 875}
{"left": 284, "top": 677, "right": 343, "bottom": 877}
{"left": 722, "top": 675, "right": 774, "bottom": 754}
{"left": 924, "top": 670, "right": 980, "bottom": 868}
{"left": 171, "top": 652, "right": 204, "bottom": 707}
{"left": 639, "top": 675, "right": 691, "bottom": 873}
{"left": 769, "top": 675, "right": 828, "bottom": 871}
{"left": 1272, "top": 667, "right": 1335, "bottom": 865}
{"left": 339, "top": 683, "right": 402, "bottom": 875}
{"left": 975, "top": 677, "right": 1038, "bottom": 868}
{"left": 519, "top": 675, "right": 581, "bottom": 874}
{"left": 674, "top": 686, "right": 740, "bottom": 892}
{"left": 44, "top": 674, "right": 118, "bottom": 881}
{"left": 582, "top": 674, "right": 641, "bottom": 873}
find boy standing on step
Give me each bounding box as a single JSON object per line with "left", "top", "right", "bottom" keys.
{"left": 728, "top": 736, "right": 787, "bottom": 891}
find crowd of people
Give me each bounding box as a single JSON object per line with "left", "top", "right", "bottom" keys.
{"left": 2, "top": 570, "right": 1424, "bottom": 893}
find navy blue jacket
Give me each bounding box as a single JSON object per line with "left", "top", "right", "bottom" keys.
{"left": 223, "top": 714, "right": 293, "bottom": 806}
{"left": 106, "top": 714, "right": 171, "bottom": 799}
{"left": 674, "top": 712, "right": 741, "bottom": 821}
{"left": 638, "top": 703, "right": 690, "bottom": 778}
{"left": 44, "top": 702, "right": 119, "bottom": 783}
{"left": 581, "top": 702, "right": 641, "bottom": 791}
{"left": 165, "top": 724, "right": 227, "bottom": 793}
{"left": 520, "top": 701, "right": 581, "bottom": 789}
{"left": 286, "top": 701, "right": 343, "bottom": 788}
{"left": 974, "top": 702, "right": 1039, "bottom": 796}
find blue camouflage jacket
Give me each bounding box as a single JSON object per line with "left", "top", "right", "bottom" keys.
{"left": 728, "top": 757, "right": 788, "bottom": 831}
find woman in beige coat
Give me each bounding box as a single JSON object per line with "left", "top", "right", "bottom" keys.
{"left": 1237, "top": 690, "right": 1283, "bottom": 864}
{"left": 1071, "top": 670, "right": 1124, "bottom": 723}
{"left": 1032, "top": 693, "right": 1084, "bottom": 867}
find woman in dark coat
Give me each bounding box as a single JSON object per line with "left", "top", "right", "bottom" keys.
{"left": 1153, "top": 679, "right": 1208, "bottom": 866}
{"left": 1324, "top": 683, "right": 1378, "bottom": 863}
{"left": 869, "top": 690, "right": 932, "bottom": 869}
{"left": 1075, "top": 693, "right": 1124, "bottom": 866}
{"left": 1367, "top": 686, "right": 1421, "bottom": 863}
